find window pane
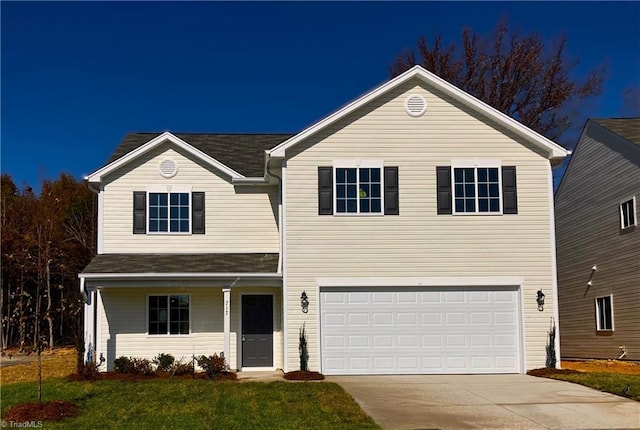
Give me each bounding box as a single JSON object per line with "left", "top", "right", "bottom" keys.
{"left": 371, "top": 168, "right": 380, "bottom": 182}
{"left": 464, "top": 168, "right": 474, "bottom": 182}
{"left": 465, "top": 184, "right": 475, "bottom": 197}
{"left": 336, "top": 168, "right": 345, "bottom": 183}
{"left": 346, "top": 168, "right": 356, "bottom": 183}
{"left": 347, "top": 199, "right": 357, "bottom": 213}
{"left": 149, "top": 220, "right": 158, "bottom": 232}
{"left": 170, "top": 220, "right": 178, "bottom": 232}
{"left": 465, "top": 199, "right": 475, "bottom": 212}
{"left": 360, "top": 184, "right": 369, "bottom": 197}
{"left": 360, "top": 199, "right": 370, "bottom": 213}
{"left": 159, "top": 207, "right": 168, "bottom": 218}
{"left": 490, "top": 198, "right": 500, "bottom": 212}
{"left": 180, "top": 322, "right": 189, "bottom": 334}
{"left": 337, "top": 185, "right": 345, "bottom": 198}
{"left": 149, "top": 296, "right": 158, "bottom": 307}
{"left": 180, "top": 207, "right": 189, "bottom": 219}
{"left": 150, "top": 193, "right": 159, "bottom": 205}
{"left": 478, "top": 168, "right": 487, "bottom": 182}
{"left": 337, "top": 200, "right": 346, "bottom": 213}
{"left": 489, "top": 168, "right": 499, "bottom": 182}
{"left": 454, "top": 168, "right": 463, "bottom": 183}
{"left": 159, "top": 220, "right": 168, "bottom": 231}
{"left": 180, "top": 220, "right": 189, "bottom": 232}
{"left": 359, "top": 168, "right": 369, "bottom": 182}
{"left": 170, "top": 207, "right": 179, "bottom": 218}
{"left": 371, "top": 184, "right": 380, "bottom": 198}
{"left": 150, "top": 207, "right": 158, "bottom": 218}
{"left": 158, "top": 296, "right": 168, "bottom": 307}
{"left": 479, "top": 199, "right": 489, "bottom": 212}
{"left": 180, "top": 193, "right": 189, "bottom": 205}
{"left": 478, "top": 184, "right": 488, "bottom": 198}
{"left": 489, "top": 184, "right": 499, "bottom": 197}
{"left": 347, "top": 185, "right": 357, "bottom": 198}
{"left": 455, "top": 199, "right": 464, "bottom": 213}
{"left": 159, "top": 194, "right": 168, "bottom": 205}
{"left": 455, "top": 184, "right": 464, "bottom": 196}
{"left": 158, "top": 309, "right": 168, "bottom": 322}
{"left": 371, "top": 199, "right": 381, "bottom": 213}
{"left": 170, "top": 193, "right": 178, "bottom": 205}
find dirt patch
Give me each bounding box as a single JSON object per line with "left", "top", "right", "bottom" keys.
{"left": 4, "top": 400, "right": 80, "bottom": 422}
{"left": 527, "top": 368, "right": 583, "bottom": 377}
{"left": 561, "top": 360, "right": 640, "bottom": 375}
{"left": 283, "top": 371, "right": 325, "bottom": 381}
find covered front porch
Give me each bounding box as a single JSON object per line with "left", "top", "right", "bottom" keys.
{"left": 79, "top": 253, "right": 283, "bottom": 371}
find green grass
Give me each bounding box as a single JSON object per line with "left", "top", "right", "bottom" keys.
{"left": 1, "top": 379, "right": 380, "bottom": 429}
{"left": 543, "top": 372, "right": 640, "bottom": 401}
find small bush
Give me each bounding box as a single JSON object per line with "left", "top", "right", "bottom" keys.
{"left": 153, "top": 353, "right": 175, "bottom": 371}
{"left": 74, "top": 362, "right": 101, "bottom": 380}
{"left": 113, "top": 356, "right": 155, "bottom": 375}
{"left": 196, "top": 353, "right": 229, "bottom": 379}
{"left": 114, "top": 356, "right": 133, "bottom": 373}
{"left": 170, "top": 360, "right": 194, "bottom": 376}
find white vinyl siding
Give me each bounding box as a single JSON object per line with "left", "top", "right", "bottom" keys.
{"left": 97, "top": 286, "right": 283, "bottom": 371}
{"left": 101, "top": 144, "right": 279, "bottom": 253}
{"left": 283, "top": 78, "right": 557, "bottom": 372}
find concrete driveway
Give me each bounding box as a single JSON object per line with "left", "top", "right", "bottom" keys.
{"left": 328, "top": 374, "right": 640, "bottom": 430}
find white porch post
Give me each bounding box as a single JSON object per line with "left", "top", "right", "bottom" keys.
{"left": 83, "top": 289, "right": 95, "bottom": 363}
{"left": 222, "top": 288, "right": 231, "bottom": 365}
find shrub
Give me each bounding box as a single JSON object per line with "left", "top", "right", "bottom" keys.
{"left": 114, "top": 356, "right": 133, "bottom": 373}
{"left": 170, "top": 360, "right": 194, "bottom": 376}
{"left": 196, "top": 353, "right": 229, "bottom": 379}
{"left": 299, "top": 323, "right": 309, "bottom": 372}
{"left": 114, "top": 356, "right": 155, "bottom": 375}
{"left": 75, "top": 362, "right": 101, "bottom": 380}
{"left": 153, "top": 353, "right": 175, "bottom": 371}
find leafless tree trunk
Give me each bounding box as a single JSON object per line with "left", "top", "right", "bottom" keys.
{"left": 45, "top": 258, "right": 54, "bottom": 351}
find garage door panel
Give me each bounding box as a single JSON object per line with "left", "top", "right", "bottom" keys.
{"left": 321, "top": 287, "right": 520, "bottom": 375}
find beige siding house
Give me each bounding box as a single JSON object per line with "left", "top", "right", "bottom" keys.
{"left": 81, "top": 66, "right": 568, "bottom": 374}
{"left": 555, "top": 118, "right": 640, "bottom": 361}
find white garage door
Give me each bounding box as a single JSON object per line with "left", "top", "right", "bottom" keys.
{"left": 320, "top": 287, "right": 521, "bottom": 375}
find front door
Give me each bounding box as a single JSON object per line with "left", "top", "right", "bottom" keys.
{"left": 241, "top": 295, "right": 273, "bottom": 367}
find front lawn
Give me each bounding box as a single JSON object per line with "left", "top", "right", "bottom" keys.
{"left": 1, "top": 378, "right": 380, "bottom": 429}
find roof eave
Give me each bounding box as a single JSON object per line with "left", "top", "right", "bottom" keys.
{"left": 79, "top": 272, "right": 282, "bottom": 280}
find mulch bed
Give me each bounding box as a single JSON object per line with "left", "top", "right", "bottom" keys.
{"left": 283, "top": 370, "right": 325, "bottom": 381}
{"left": 68, "top": 371, "right": 237, "bottom": 382}
{"left": 4, "top": 400, "right": 79, "bottom": 422}
{"left": 527, "top": 367, "right": 583, "bottom": 377}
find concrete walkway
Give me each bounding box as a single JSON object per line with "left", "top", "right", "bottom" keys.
{"left": 327, "top": 374, "right": 640, "bottom": 430}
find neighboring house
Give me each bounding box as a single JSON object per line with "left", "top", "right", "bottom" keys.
{"left": 80, "top": 65, "right": 568, "bottom": 375}
{"left": 555, "top": 118, "right": 640, "bottom": 361}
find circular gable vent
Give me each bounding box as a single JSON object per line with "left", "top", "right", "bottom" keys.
{"left": 159, "top": 159, "right": 178, "bottom": 178}
{"left": 405, "top": 94, "right": 427, "bottom": 117}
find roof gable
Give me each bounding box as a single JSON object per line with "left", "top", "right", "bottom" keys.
{"left": 267, "top": 65, "right": 568, "bottom": 161}
{"left": 87, "top": 132, "right": 293, "bottom": 183}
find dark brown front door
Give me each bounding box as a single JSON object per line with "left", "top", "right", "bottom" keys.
{"left": 241, "top": 295, "right": 273, "bottom": 367}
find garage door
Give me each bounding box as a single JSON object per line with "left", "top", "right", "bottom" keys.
{"left": 320, "top": 287, "right": 521, "bottom": 375}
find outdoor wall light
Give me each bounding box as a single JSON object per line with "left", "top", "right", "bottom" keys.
{"left": 587, "top": 265, "right": 597, "bottom": 287}
{"left": 536, "top": 289, "right": 545, "bottom": 311}
{"left": 300, "top": 291, "right": 309, "bottom": 313}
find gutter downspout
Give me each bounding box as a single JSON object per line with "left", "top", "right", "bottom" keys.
{"left": 265, "top": 157, "right": 283, "bottom": 274}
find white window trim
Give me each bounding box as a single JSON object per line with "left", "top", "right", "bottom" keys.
{"left": 332, "top": 160, "right": 384, "bottom": 216}
{"left": 146, "top": 293, "right": 192, "bottom": 337}
{"left": 451, "top": 161, "right": 503, "bottom": 215}
{"left": 595, "top": 294, "right": 614, "bottom": 332}
{"left": 146, "top": 185, "right": 193, "bottom": 235}
{"left": 619, "top": 196, "right": 637, "bottom": 230}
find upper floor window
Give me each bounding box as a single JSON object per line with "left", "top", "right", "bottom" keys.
{"left": 620, "top": 197, "right": 636, "bottom": 230}
{"left": 335, "top": 167, "right": 382, "bottom": 214}
{"left": 453, "top": 167, "right": 501, "bottom": 213}
{"left": 149, "top": 192, "right": 190, "bottom": 233}
{"left": 595, "top": 295, "right": 613, "bottom": 331}
{"left": 318, "top": 163, "right": 399, "bottom": 216}
{"left": 436, "top": 164, "right": 517, "bottom": 215}
{"left": 133, "top": 190, "right": 205, "bottom": 235}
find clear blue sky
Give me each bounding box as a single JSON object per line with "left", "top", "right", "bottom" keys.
{"left": 2, "top": 1, "right": 639, "bottom": 191}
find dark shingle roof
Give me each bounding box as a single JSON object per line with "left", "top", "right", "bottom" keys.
{"left": 592, "top": 118, "right": 640, "bottom": 146}
{"left": 82, "top": 253, "right": 279, "bottom": 274}
{"left": 108, "top": 133, "right": 294, "bottom": 177}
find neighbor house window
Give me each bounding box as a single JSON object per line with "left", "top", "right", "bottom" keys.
{"left": 595, "top": 295, "right": 613, "bottom": 331}
{"left": 148, "top": 295, "right": 190, "bottom": 335}
{"left": 335, "top": 167, "right": 382, "bottom": 214}
{"left": 620, "top": 198, "right": 636, "bottom": 230}
{"left": 453, "top": 167, "right": 501, "bottom": 213}
{"left": 149, "top": 192, "right": 190, "bottom": 233}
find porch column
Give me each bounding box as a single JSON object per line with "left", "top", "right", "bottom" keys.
{"left": 83, "top": 289, "right": 95, "bottom": 363}
{"left": 222, "top": 288, "right": 231, "bottom": 365}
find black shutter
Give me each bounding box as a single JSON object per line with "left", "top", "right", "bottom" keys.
{"left": 192, "top": 192, "right": 205, "bottom": 234}
{"left": 436, "top": 167, "right": 452, "bottom": 214}
{"left": 502, "top": 166, "right": 518, "bottom": 214}
{"left": 133, "top": 191, "right": 146, "bottom": 234}
{"left": 384, "top": 166, "right": 399, "bottom": 215}
{"left": 318, "top": 166, "right": 333, "bottom": 215}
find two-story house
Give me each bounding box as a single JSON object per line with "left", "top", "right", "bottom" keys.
{"left": 80, "top": 66, "right": 568, "bottom": 374}
{"left": 555, "top": 118, "right": 640, "bottom": 361}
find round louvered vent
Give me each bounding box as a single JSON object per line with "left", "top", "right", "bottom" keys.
{"left": 159, "top": 159, "right": 178, "bottom": 178}
{"left": 405, "top": 94, "right": 427, "bottom": 117}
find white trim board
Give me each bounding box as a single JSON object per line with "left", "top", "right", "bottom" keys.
{"left": 316, "top": 276, "right": 525, "bottom": 288}
{"left": 80, "top": 272, "right": 283, "bottom": 280}
{"left": 267, "top": 66, "right": 568, "bottom": 161}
